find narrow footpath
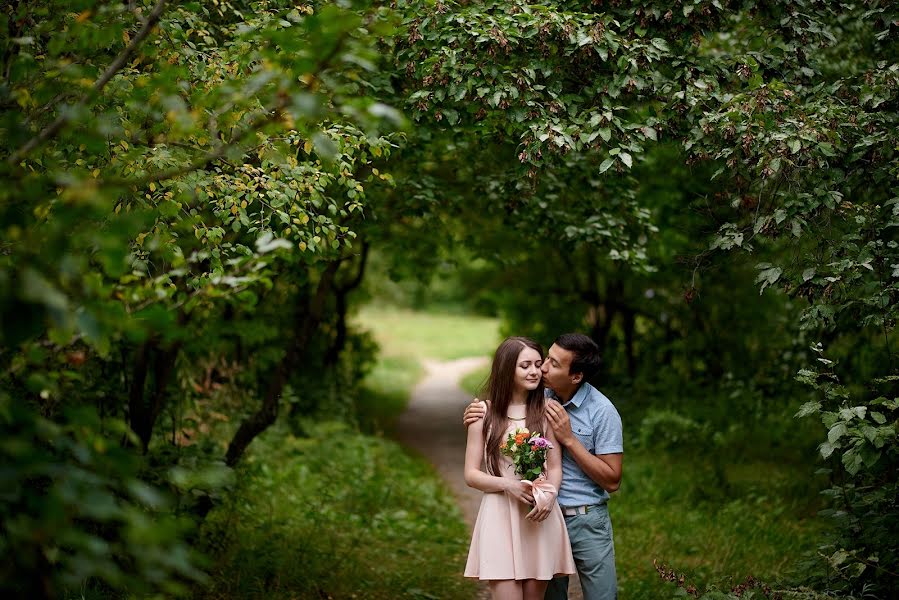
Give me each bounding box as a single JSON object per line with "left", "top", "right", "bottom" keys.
{"left": 395, "top": 357, "right": 583, "bottom": 600}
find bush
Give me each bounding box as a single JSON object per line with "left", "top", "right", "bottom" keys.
{"left": 0, "top": 397, "right": 207, "bottom": 598}
{"left": 639, "top": 409, "right": 710, "bottom": 452}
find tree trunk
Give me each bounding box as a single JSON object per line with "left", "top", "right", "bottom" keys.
{"left": 224, "top": 261, "right": 339, "bottom": 467}
{"left": 127, "top": 340, "right": 182, "bottom": 453}
{"left": 325, "top": 242, "right": 369, "bottom": 366}
{"left": 126, "top": 309, "right": 186, "bottom": 452}
{"left": 126, "top": 342, "right": 151, "bottom": 449}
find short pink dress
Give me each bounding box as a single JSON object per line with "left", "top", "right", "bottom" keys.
{"left": 464, "top": 414, "right": 576, "bottom": 581}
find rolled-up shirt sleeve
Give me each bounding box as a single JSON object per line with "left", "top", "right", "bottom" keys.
{"left": 593, "top": 403, "right": 623, "bottom": 455}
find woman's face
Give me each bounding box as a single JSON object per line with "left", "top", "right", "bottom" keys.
{"left": 513, "top": 346, "right": 543, "bottom": 393}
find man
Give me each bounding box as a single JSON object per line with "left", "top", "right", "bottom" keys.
{"left": 464, "top": 333, "right": 623, "bottom": 600}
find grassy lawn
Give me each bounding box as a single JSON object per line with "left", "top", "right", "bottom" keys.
{"left": 355, "top": 307, "right": 500, "bottom": 361}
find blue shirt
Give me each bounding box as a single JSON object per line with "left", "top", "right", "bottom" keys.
{"left": 546, "top": 383, "right": 623, "bottom": 507}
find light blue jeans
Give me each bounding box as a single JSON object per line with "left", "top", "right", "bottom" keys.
{"left": 545, "top": 504, "right": 617, "bottom": 600}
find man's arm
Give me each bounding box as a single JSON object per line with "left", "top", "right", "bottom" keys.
{"left": 545, "top": 401, "right": 623, "bottom": 492}
{"left": 561, "top": 439, "right": 622, "bottom": 492}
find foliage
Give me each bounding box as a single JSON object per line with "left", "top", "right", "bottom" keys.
{"left": 0, "top": 396, "right": 206, "bottom": 598}
{"left": 638, "top": 409, "right": 708, "bottom": 452}
{"left": 794, "top": 349, "right": 898, "bottom": 596}
{"left": 3, "top": 0, "right": 899, "bottom": 596}
{"left": 2, "top": 0, "right": 402, "bottom": 595}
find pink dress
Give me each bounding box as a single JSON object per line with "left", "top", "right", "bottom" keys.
{"left": 464, "top": 416, "right": 576, "bottom": 581}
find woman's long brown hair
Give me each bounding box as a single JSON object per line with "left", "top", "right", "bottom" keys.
{"left": 482, "top": 337, "right": 546, "bottom": 477}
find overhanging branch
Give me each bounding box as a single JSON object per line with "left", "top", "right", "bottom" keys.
{"left": 7, "top": 0, "right": 168, "bottom": 165}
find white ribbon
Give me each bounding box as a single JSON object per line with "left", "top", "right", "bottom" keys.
{"left": 522, "top": 478, "right": 557, "bottom": 511}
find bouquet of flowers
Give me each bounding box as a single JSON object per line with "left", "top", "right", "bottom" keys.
{"left": 500, "top": 427, "right": 554, "bottom": 481}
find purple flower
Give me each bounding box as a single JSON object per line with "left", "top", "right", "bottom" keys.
{"left": 529, "top": 436, "right": 553, "bottom": 449}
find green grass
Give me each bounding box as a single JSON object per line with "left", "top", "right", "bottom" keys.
{"left": 614, "top": 450, "right": 826, "bottom": 597}
{"left": 459, "top": 363, "right": 490, "bottom": 397}
{"left": 354, "top": 354, "right": 424, "bottom": 434}
{"left": 197, "top": 421, "right": 478, "bottom": 600}
{"left": 355, "top": 307, "right": 500, "bottom": 361}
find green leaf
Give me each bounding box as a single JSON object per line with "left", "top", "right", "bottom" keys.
{"left": 828, "top": 423, "right": 848, "bottom": 444}
{"left": 312, "top": 132, "right": 338, "bottom": 162}
{"left": 842, "top": 449, "right": 863, "bottom": 475}
{"left": 22, "top": 269, "right": 69, "bottom": 312}
{"left": 795, "top": 401, "right": 821, "bottom": 418}
{"left": 599, "top": 157, "right": 615, "bottom": 173}
{"left": 650, "top": 38, "right": 669, "bottom": 52}
{"left": 159, "top": 200, "right": 180, "bottom": 217}
{"left": 755, "top": 265, "right": 782, "bottom": 293}
{"left": 255, "top": 232, "right": 292, "bottom": 253}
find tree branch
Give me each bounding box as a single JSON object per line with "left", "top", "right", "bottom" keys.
{"left": 98, "top": 29, "right": 351, "bottom": 188}
{"left": 7, "top": 0, "right": 168, "bottom": 165}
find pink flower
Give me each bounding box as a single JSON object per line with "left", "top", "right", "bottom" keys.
{"left": 529, "top": 436, "right": 553, "bottom": 450}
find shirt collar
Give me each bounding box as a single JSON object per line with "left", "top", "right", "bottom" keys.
{"left": 548, "top": 383, "right": 589, "bottom": 408}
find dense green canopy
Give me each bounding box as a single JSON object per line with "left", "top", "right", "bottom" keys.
{"left": 1, "top": 1, "right": 896, "bottom": 597}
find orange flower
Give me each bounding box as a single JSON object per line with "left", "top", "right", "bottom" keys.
{"left": 515, "top": 433, "right": 526, "bottom": 444}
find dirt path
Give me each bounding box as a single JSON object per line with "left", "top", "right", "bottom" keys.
{"left": 396, "top": 357, "right": 583, "bottom": 600}
{"left": 396, "top": 357, "right": 488, "bottom": 525}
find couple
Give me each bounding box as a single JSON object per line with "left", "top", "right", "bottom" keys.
{"left": 462, "top": 333, "right": 623, "bottom": 600}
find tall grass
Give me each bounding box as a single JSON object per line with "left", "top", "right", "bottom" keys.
{"left": 614, "top": 450, "right": 825, "bottom": 597}
{"left": 197, "top": 421, "right": 477, "bottom": 599}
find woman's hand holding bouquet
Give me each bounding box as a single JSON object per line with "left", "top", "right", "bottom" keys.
{"left": 500, "top": 427, "right": 557, "bottom": 521}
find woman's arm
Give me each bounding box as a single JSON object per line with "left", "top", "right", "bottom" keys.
{"left": 463, "top": 418, "right": 510, "bottom": 493}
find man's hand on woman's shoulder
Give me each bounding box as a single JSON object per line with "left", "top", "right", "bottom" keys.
{"left": 462, "top": 398, "right": 487, "bottom": 428}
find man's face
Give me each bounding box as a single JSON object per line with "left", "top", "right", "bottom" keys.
{"left": 540, "top": 343, "right": 578, "bottom": 393}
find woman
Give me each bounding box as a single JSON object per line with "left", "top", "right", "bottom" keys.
{"left": 464, "top": 337, "right": 575, "bottom": 600}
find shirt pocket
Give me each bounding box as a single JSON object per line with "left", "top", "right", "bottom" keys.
{"left": 573, "top": 424, "right": 594, "bottom": 453}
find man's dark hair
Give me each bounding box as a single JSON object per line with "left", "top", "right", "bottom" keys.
{"left": 554, "top": 333, "right": 602, "bottom": 380}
